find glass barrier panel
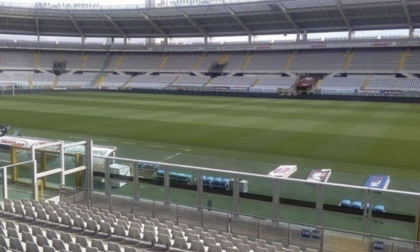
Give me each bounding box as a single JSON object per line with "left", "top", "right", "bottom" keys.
{"left": 154, "top": 202, "right": 178, "bottom": 223}
{"left": 322, "top": 184, "right": 366, "bottom": 232}
{"left": 109, "top": 161, "right": 134, "bottom": 197}
{"left": 177, "top": 205, "right": 202, "bottom": 228}
{"left": 167, "top": 165, "right": 198, "bottom": 206}
{"left": 137, "top": 161, "right": 165, "bottom": 201}
{"left": 0, "top": 168, "right": 3, "bottom": 201}
{"left": 394, "top": 240, "right": 419, "bottom": 252}
{"left": 370, "top": 219, "right": 416, "bottom": 241}
{"left": 259, "top": 220, "right": 289, "bottom": 244}
{"left": 323, "top": 230, "right": 370, "bottom": 252}
{"left": 238, "top": 174, "right": 273, "bottom": 218}
{"left": 202, "top": 210, "right": 229, "bottom": 234}
{"left": 289, "top": 224, "right": 321, "bottom": 252}
{"left": 231, "top": 215, "right": 259, "bottom": 240}
{"left": 91, "top": 192, "right": 110, "bottom": 210}
{"left": 201, "top": 170, "right": 234, "bottom": 212}
{"left": 279, "top": 205, "right": 317, "bottom": 225}
{"left": 132, "top": 198, "right": 154, "bottom": 219}
{"left": 7, "top": 163, "right": 33, "bottom": 201}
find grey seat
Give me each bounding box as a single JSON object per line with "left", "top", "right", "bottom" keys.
{"left": 91, "top": 239, "right": 105, "bottom": 251}
{"left": 173, "top": 236, "right": 191, "bottom": 250}
{"left": 19, "top": 223, "right": 30, "bottom": 234}
{"left": 22, "top": 232, "right": 35, "bottom": 243}
{"left": 53, "top": 238, "right": 67, "bottom": 251}
{"left": 10, "top": 236, "right": 25, "bottom": 251}
{"left": 128, "top": 227, "right": 142, "bottom": 240}
{"left": 157, "top": 233, "right": 174, "bottom": 250}
{"left": 69, "top": 242, "right": 84, "bottom": 252}
{"left": 107, "top": 242, "right": 121, "bottom": 252}
{"left": 36, "top": 235, "right": 50, "bottom": 247}
{"left": 46, "top": 230, "right": 59, "bottom": 240}
{"left": 61, "top": 232, "right": 74, "bottom": 244}
{"left": 143, "top": 230, "right": 157, "bottom": 247}
{"left": 75, "top": 235, "right": 90, "bottom": 248}
{"left": 26, "top": 241, "right": 41, "bottom": 252}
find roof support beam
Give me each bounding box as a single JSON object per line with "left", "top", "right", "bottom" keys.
{"left": 104, "top": 13, "right": 126, "bottom": 37}
{"left": 226, "top": 7, "right": 252, "bottom": 34}
{"left": 35, "top": 15, "right": 40, "bottom": 42}
{"left": 179, "top": 10, "right": 207, "bottom": 35}
{"left": 402, "top": 0, "right": 412, "bottom": 28}
{"left": 337, "top": 0, "right": 352, "bottom": 31}
{"left": 277, "top": 3, "right": 299, "bottom": 33}
{"left": 68, "top": 13, "right": 84, "bottom": 38}
{"left": 139, "top": 11, "right": 167, "bottom": 37}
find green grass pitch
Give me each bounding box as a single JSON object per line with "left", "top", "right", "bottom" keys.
{"left": 1, "top": 91, "right": 420, "bottom": 239}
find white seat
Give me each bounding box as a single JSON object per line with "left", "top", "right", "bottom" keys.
{"left": 221, "top": 240, "right": 233, "bottom": 250}
{"left": 46, "top": 230, "right": 59, "bottom": 240}
{"left": 272, "top": 242, "right": 284, "bottom": 251}
{"left": 61, "top": 232, "right": 74, "bottom": 244}
{"left": 53, "top": 238, "right": 68, "bottom": 251}
{"left": 227, "top": 248, "right": 239, "bottom": 252}
{"left": 174, "top": 236, "right": 191, "bottom": 250}
{"left": 26, "top": 241, "right": 42, "bottom": 252}
{"left": 10, "top": 236, "right": 25, "bottom": 251}
{"left": 113, "top": 225, "right": 128, "bottom": 237}
{"left": 19, "top": 223, "right": 30, "bottom": 234}
{"left": 75, "top": 235, "right": 90, "bottom": 248}
{"left": 36, "top": 235, "right": 50, "bottom": 247}
{"left": 0, "top": 234, "right": 10, "bottom": 249}
{"left": 86, "top": 220, "right": 99, "bottom": 234}
{"left": 237, "top": 243, "right": 251, "bottom": 252}
{"left": 22, "top": 232, "right": 34, "bottom": 243}
{"left": 209, "top": 244, "right": 223, "bottom": 252}
{"left": 288, "top": 245, "right": 301, "bottom": 252}
{"left": 305, "top": 249, "right": 318, "bottom": 252}
{"left": 69, "top": 242, "right": 85, "bottom": 252}
{"left": 143, "top": 230, "right": 157, "bottom": 247}
{"left": 99, "top": 222, "right": 113, "bottom": 237}
{"left": 157, "top": 233, "right": 174, "bottom": 250}
{"left": 191, "top": 240, "right": 208, "bottom": 252}
{"left": 128, "top": 227, "right": 142, "bottom": 240}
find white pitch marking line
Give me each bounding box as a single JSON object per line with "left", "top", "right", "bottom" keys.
{"left": 122, "top": 142, "right": 135, "bottom": 145}
{"left": 163, "top": 152, "right": 181, "bottom": 161}
{"left": 179, "top": 148, "right": 191, "bottom": 152}
{"left": 150, "top": 145, "right": 164, "bottom": 148}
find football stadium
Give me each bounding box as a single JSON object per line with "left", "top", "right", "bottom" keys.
{"left": 1, "top": 0, "right": 420, "bottom": 251}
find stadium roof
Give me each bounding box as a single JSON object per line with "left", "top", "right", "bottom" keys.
{"left": 0, "top": 0, "right": 419, "bottom": 38}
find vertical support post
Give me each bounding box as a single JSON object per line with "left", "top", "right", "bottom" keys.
{"left": 31, "top": 146, "right": 38, "bottom": 200}
{"left": 40, "top": 152, "right": 47, "bottom": 188}
{"left": 348, "top": 29, "right": 353, "bottom": 40}
{"left": 133, "top": 161, "right": 139, "bottom": 200}
{"left": 123, "top": 36, "right": 127, "bottom": 45}
{"left": 248, "top": 33, "right": 252, "bottom": 43}
{"left": 60, "top": 142, "right": 65, "bottom": 186}
{"left": 105, "top": 158, "right": 111, "bottom": 196}
{"left": 233, "top": 174, "right": 240, "bottom": 214}
{"left": 197, "top": 170, "right": 203, "bottom": 208}
{"left": 85, "top": 139, "right": 93, "bottom": 191}
{"left": 316, "top": 184, "right": 324, "bottom": 226}
{"left": 2, "top": 166, "right": 7, "bottom": 199}
{"left": 163, "top": 36, "right": 168, "bottom": 45}
{"left": 416, "top": 195, "right": 420, "bottom": 242}
{"left": 363, "top": 188, "right": 370, "bottom": 234}
{"left": 320, "top": 227, "right": 325, "bottom": 252}
{"left": 204, "top": 35, "right": 208, "bottom": 45}
{"left": 296, "top": 32, "right": 301, "bottom": 42}
{"left": 81, "top": 36, "right": 86, "bottom": 45}
{"left": 302, "top": 30, "right": 308, "bottom": 41}
{"left": 409, "top": 26, "right": 414, "bottom": 38}
{"left": 164, "top": 165, "right": 170, "bottom": 205}
{"left": 272, "top": 179, "right": 280, "bottom": 221}
{"left": 75, "top": 154, "right": 82, "bottom": 188}
{"left": 11, "top": 146, "right": 17, "bottom": 183}
{"left": 176, "top": 204, "right": 179, "bottom": 226}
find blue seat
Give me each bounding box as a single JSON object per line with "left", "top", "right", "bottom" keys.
{"left": 373, "top": 205, "right": 385, "bottom": 213}
{"left": 350, "top": 201, "right": 364, "bottom": 209}
{"left": 203, "top": 176, "right": 214, "bottom": 188}
{"left": 212, "top": 178, "right": 229, "bottom": 190}
{"left": 339, "top": 199, "right": 351, "bottom": 208}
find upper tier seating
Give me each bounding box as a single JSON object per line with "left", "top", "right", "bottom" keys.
{"left": 289, "top": 50, "right": 346, "bottom": 71}
{"left": 161, "top": 53, "right": 200, "bottom": 71}
{"left": 118, "top": 53, "right": 163, "bottom": 71}
{"left": 83, "top": 53, "right": 120, "bottom": 70}
{"left": 403, "top": 49, "right": 420, "bottom": 71}
{"left": 195, "top": 53, "right": 224, "bottom": 71}
{"left": 0, "top": 50, "right": 34, "bottom": 69}
{"left": 245, "top": 52, "right": 290, "bottom": 71}
{"left": 348, "top": 49, "right": 402, "bottom": 71}
{"left": 224, "top": 52, "right": 248, "bottom": 71}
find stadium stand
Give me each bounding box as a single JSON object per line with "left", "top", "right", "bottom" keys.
{"left": 0, "top": 50, "right": 34, "bottom": 69}
{"left": 118, "top": 53, "right": 163, "bottom": 71}
{"left": 319, "top": 77, "right": 366, "bottom": 92}
{"left": 31, "top": 73, "right": 56, "bottom": 88}
{"left": 0, "top": 72, "right": 29, "bottom": 87}
{"left": 0, "top": 199, "right": 314, "bottom": 252}
{"left": 207, "top": 76, "right": 258, "bottom": 89}
{"left": 367, "top": 78, "right": 420, "bottom": 92}
{"left": 252, "top": 76, "right": 298, "bottom": 91}
{"left": 56, "top": 74, "right": 96, "bottom": 88}
{"left": 347, "top": 49, "right": 402, "bottom": 71}
{"left": 404, "top": 49, "right": 420, "bottom": 71}
{"left": 160, "top": 53, "right": 200, "bottom": 71}
{"left": 100, "top": 74, "right": 131, "bottom": 88}
{"left": 125, "top": 75, "right": 177, "bottom": 89}
{"left": 288, "top": 50, "right": 346, "bottom": 71}
{"left": 172, "top": 76, "right": 211, "bottom": 87}
{"left": 224, "top": 52, "right": 248, "bottom": 72}
{"left": 245, "top": 52, "right": 290, "bottom": 72}
{"left": 195, "top": 53, "right": 224, "bottom": 71}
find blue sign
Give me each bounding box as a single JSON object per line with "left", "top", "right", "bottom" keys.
{"left": 301, "top": 229, "right": 311, "bottom": 238}
{"left": 373, "top": 241, "right": 384, "bottom": 251}
{"left": 312, "top": 230, "right": 321, "bottom": 239}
